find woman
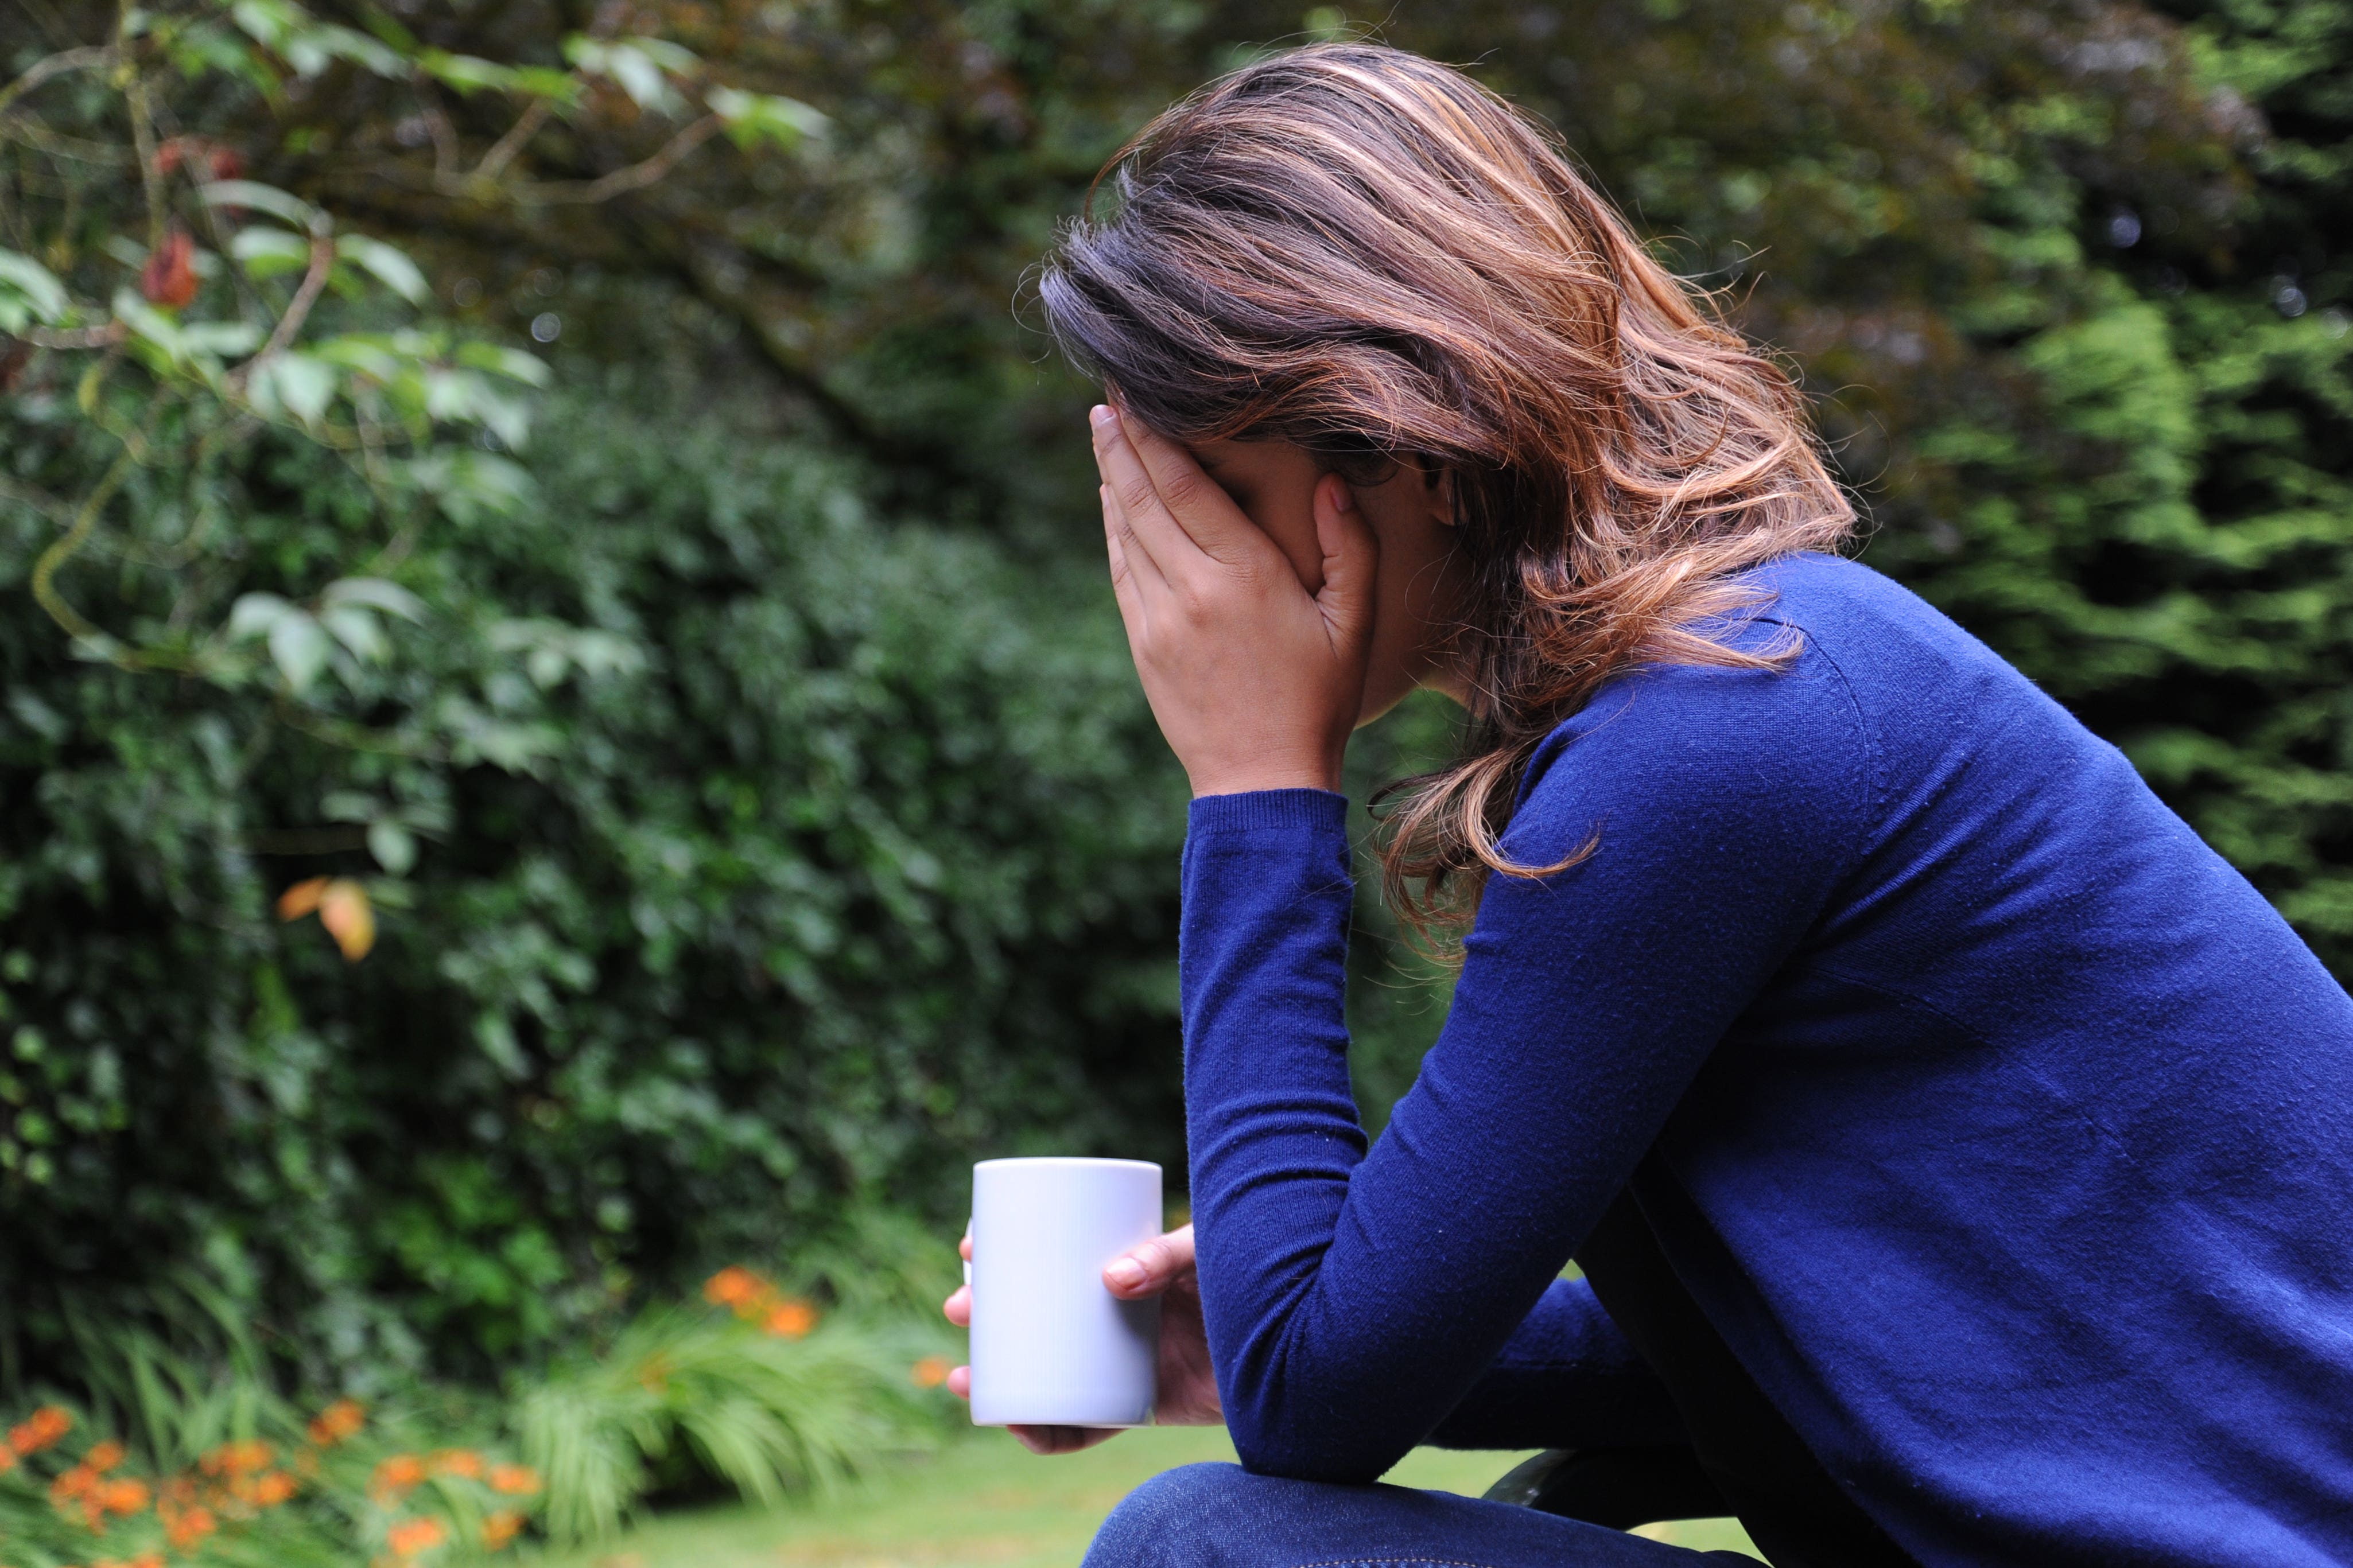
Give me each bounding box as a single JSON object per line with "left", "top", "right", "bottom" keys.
{"left": 941, "top": 43, "right": 2353, "bottom": 1567}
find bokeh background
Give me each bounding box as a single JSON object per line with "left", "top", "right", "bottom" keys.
{"left": 1, "top": 0, "right": 2347, "bottom": 1559}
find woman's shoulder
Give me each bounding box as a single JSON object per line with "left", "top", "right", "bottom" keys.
{"left": 1508, "top": 550, "right": 2040, "bottom": 853}
{"left": 1509, "top": 559, "right": 1884, "bottom": 854}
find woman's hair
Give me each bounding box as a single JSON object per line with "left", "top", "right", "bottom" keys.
{"left": 1038, "top": 43, "right": 1855, "bottom": 943}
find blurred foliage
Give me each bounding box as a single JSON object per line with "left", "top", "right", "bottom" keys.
{"left": 1, "top": 0, "right": 2347, "bottom": 1393}
{"left": 0, "top": 1264, "right": 944, "bottom": 1562}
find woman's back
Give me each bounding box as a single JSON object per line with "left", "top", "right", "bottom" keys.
{"left": 1615, "top": 552, "right": 2353, "bottom": 1561}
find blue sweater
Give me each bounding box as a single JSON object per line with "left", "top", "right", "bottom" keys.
{"left": 1178, "top": 554, "right": 2353, "bottom": 1567}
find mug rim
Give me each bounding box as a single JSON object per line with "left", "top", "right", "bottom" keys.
{"left": 972, "top": 1156, "right": 1161, "bottom": 1172}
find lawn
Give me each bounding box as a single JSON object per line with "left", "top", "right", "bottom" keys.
{"left": 521, "top": 1427, "right": 1761, "bottom": 1566}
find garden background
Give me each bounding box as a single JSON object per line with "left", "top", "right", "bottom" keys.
{"left": 0, "top": 0, "right": 2348, "bottom": 1561}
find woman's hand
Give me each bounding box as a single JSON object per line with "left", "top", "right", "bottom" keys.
{"left": 941, "top": 1223, "right": 1221, "bottom": 1456}
{"left": 1092, "top": 406, "right": 1378, "bottom": 798}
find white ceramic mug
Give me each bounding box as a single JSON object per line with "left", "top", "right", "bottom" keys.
{"left": 968, "top": 1156, "right": 1162, "bottom": 1428}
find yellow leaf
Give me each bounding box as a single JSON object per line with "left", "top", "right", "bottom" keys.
{"left": 317, "top": 878, "right": 375, "bottom": 961}
{"left": 277, "top": 876, "right": 329, "bottom": 920}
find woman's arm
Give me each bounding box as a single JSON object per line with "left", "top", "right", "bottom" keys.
{"left": 1182, "top": 671, "right": 1862, "bottom": 1480}
{"left": 1425, "top": 1276, "right": 1688, "bottom": 1452}
{"left": 1086, "top": 400, "right": 1863, "bottom": 1482}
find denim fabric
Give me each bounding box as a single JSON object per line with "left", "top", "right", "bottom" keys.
{"left": 1081, "top": 1463, "right": 1752, "bottom": 1568}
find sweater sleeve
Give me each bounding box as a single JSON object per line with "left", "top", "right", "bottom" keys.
{"left": 1424, "top": 1276, "right": 1689, "bottom": 1451}
{"left": 1178, "top": 657, "right": 1865, "bottom": 1482}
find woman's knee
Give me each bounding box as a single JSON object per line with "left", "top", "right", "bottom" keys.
{"left": 1082, "top": 1461, "right": 1262, "bottom": 1568}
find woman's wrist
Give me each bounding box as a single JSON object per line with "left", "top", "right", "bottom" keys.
{"left": 1189, "top": 769, "right": 1341, "bottom": 799}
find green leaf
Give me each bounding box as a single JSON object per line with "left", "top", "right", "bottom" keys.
{"left": 420, "top": 50, "right": 519, "bottom": 94}
{"left": 367, "top": 820, "right": 418, "bottom": 876}
{"left": 706, "top": 87, "right": 828, "bottom": 150}
{"left": 225, "top": 593, "right": 293, "bottom": 641}
{"left": 319, "top": 602, "right": 386, "bottom": 662}
{"left": 0, "top": 250, "right": 70, "bottom": 331}
{"left": 309, "top": 333, "right": 405, "bottom": 381}
{"left": 230, "top": 0, "right": 404, "bottom": 77}
{"left": 335, "top": 235, "right": 430, "bottom": 305}
{"left": 181, "top": 320, "right": 266, "bottom": 358}
{"left": 228, "top": 225, "right": 311, "bottom": 281}
{"left": 409, "top": 450, "right": 534, "bottom": 524}
{"left": 199, "top": 180, "right": 327, "bottom": 236}
{"left": 564, "top": 36, "right": 696, "bottom": 116}
{"left": 266, "top": 609, "right": 331, "bottom": 692}
{"left": 323, "top": 577, "right": 426, "bottom": 621}
{"left": 455, "top": 341, "right": 552, "bottom": 387}
{"left": 248, "top": 352, "right": 338, "bottom": 427}
{"left": 112, "top": 287, "right": 189, "bottom": 363}
{"left": 510, "top": 65, "right": 584, "bottom": 103}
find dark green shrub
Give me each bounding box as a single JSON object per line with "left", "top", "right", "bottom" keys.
{"left": 0, "top": 384, "right": 1188, "bottom": 1381}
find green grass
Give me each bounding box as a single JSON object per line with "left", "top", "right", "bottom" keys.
{"left": 518, "top": 1427, "right": 1761, "bottom": 1566}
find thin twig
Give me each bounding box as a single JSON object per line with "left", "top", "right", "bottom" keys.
{"left": 240, "top": 234, "right": 335, "bottom": 374}
{"left": 460, "top": 114, "right": 724, "bottom": 205}
{"left": 0, "top": 44, "right": 115, "bottom": 120}
{"left": 30, "top": 445, "right": 137, "bottom": 645}
{"left": 472, "top": 95, "right": 555, "bottom": 182}
{"left": 0, "top": 117, "right": 131, "bottom": 164}
{"left": 0, "top": 472, "right": 75, "bottom": 528}
{"left": 124, "top": 69, "right": 165, "bottom": 252}
{"left": 25, "top": 321, "right": 126, "bottom": 348}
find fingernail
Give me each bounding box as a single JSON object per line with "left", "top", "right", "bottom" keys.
{"left": 1090, "top": 404, "right": 1116, "bottom": 433}
{"left": 1105, "top": 1257, "right": 1146, "bottom": 1290}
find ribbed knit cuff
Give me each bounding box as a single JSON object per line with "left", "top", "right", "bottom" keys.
{"left": 1187, "top": 788, "right": 1351, "bottom": 835}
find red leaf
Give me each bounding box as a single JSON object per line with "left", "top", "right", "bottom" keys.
{"left": 140, "top": 227, "right": 198, "bottom": 309}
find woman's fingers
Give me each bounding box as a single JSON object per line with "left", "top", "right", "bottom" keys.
{"left": 1115, "top": 411, "right": 1277, "bottom": 569}
{"left": 943, "top": 1283, "right": 970, "bottom": 1327}
{"left": 1311, "top": 472, "right": 1380, "bottom": 651}
{"left": 1104, "top": 1223, "right": 1196, "bottom": 1298}
{"left": 1091, "top": 407, "right": 1195, "bottom": 578}
{"left": 947, "top": 1364, "right": 970, "bottom": 1399}
{"left": 1009, "top": 1423, "right": 1119, "bottom": 1456}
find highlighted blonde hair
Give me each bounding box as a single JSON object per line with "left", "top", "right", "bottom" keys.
{"left": 1039, "top": 44, "right": 1855, "bottom": 940}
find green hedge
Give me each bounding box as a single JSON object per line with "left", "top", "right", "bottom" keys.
{"left": 0, "top": 384, "right": 1187, "bottom": 1379}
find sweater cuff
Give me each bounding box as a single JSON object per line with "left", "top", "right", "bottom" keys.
{"left": 1187, "top": 788, "right": 1350, "bottom": 835}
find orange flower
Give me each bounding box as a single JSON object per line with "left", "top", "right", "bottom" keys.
{"left": 251, "top": 1469, "right": 297, "bottom": 1506}
{"left": 487, "top": 1463, "right": 540, "bottom": 1496}
{"left": 0, "top": 1448, "right": 16, "bottom": 1476}
{"left": 702, "top": 1266, "right": 764, "bottom": 1308}
{"left": 428, "top": 1448, "right": 483, "bottom": 1480}
{"left": 201, "top": 1438, "right": 273, "bottom": 1476}
{"left": 165, "top": 1504, "right": 218, "bottom": 1549}
{"left": 483, "top": 1509, "right": 525, "bottom": 1548}
{"left": 910, "top": 1355, "right": 952, "bottom": 1388}
{"left": 372, "top": 1453, "right": 426, "bottom": 1499}
{"left": 763, "top": 1297, "right": 818, "bottom": 1339}
{"left": 100, "top": 1476, "right": 149, "bottom": 1513}
{"left": 52, "top": 1463, "right": 97, "bottom": 1504}
{"left": 306, "top": 1398, "right": 366, "bottom": 1445}
{"left": 85, "top": 1440, "right": 125, "bottom": 1473}
{"left": 10, "top": 1406, "right": 71, "bottom": 1455}
{"left": 386, "top": 1515, "right": 446, "bottom": 1557}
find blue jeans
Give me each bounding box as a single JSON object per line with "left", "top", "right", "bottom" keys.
{"left": 1082, "top": 1462, "right": 1755, "bottom": 1567}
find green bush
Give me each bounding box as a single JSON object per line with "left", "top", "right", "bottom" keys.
{"left": 0, "top": 382, "right": 1187, "bottom": 1380}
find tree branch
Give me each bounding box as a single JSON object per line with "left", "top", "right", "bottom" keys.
{"left": 0, "top": 44, "right": 115, "bottom": 120}
{"left": 452, "top": 114, "right": 727, "bottom": 205}
{"left": 240, "top": 234, "right": 335, "bottom": 376}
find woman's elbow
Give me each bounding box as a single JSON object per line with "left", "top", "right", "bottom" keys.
{"left": 1225, "top": 1403, "right": 1399, "bottom": 1486}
